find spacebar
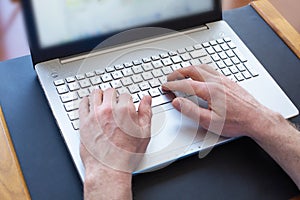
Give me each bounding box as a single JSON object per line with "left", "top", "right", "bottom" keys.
{"left": 151, "top": 94, "right": 174, "bottom": 107}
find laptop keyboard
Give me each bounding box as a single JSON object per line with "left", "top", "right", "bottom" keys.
{"left": 53, "top": 37, "right": 259, "bottom": 130}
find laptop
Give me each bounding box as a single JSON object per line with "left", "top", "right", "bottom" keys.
{"left": 22, "top": 0, "right": 299, "bottom": 180}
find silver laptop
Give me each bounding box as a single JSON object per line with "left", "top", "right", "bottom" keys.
{"left": 22, "top": 0, "right": 299, "bottom": 180}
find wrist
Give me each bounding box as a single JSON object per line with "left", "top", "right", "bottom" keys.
{"left": 84, "top": 161, "right": 132, "bottom": 199}
{"left": 245, "top": 106, "right": 288, "bottom": 141}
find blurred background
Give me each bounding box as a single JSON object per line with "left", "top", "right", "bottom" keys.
{"left": 0, "top": 0, "right": 252, "bottom": 62}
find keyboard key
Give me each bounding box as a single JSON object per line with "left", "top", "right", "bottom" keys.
{"left": 149, "top": 88, "right": 161, "bottom": 97}
{"left": 190, "top": 49, "right": 207, "bottom": 59}
{"left": 171, "top": 64, "right": 182, "bottom": 71}
{"left": 162, "top": 66, "right": 173, "bottom": 75}
{"left": 152, "top": 61, "right": 163, "bottom": 69}
{"left": 133, "top": 60, "right": 142, "bottom": 65}
{"left": 224, "top": 59, "right": 233, "bottom": 67}
{"left": 152, "top": 69, "right": 163, "bottom": 78}
{"left": 194, "top": 44, "right": 202, "bottom": 49}
{"left": 72, "top": 75, "right": 85, "bottom": 84}
{"left": 101, "top": 74, "right": 112, "bottom": 82}
{"left": 106, "top": 66, "right": 115, "bottom": 73}
{"left": 122, "top": 68, "right": 133, "bottom": 77}
{"left": 142, "top": 72, "right": 153, "bottom": 81}
{"left": 111, "top": 80, "right": 122, "bottom": 89}
{"left": 200, "top": 56, "right": 213, "bottom": 64}
{"left": 78, "top": 89, "right": 90, "bottom": 98}
{"left": 149, "top": 79, "right": 161, "bottom": 88}
{"left": 216, "top": 61, "right": 226, "bottom": 69}
{"left": 221, "top": 43, "right": 230, "bottom": 51}
{"left": 72, "top": 120, "right": 80, "bottom": 130}
{"left": 118, "top": 87, "right": 130, "bottom": 95}
{"left": 159, "top": 76, "right": 168, "bottom": 84}
{"left": 139, "top": 82, "right": 150, "bottom": 91}
{"left": 54, "top": 79, "right": 65, "bottom": 86}
{"left": 222, "top": 68, "right": 232, "bottom": 76}
{"left": 180, "top": 53, "right": 192, "bottom": 62}
{"left": 218, "top": 52, "right": 228, "bottom": 60}
{"left": 202, "top": 42, "right": 210, "bottom": 48}
{"left": 168, "top": 51, "right": 178, "bottom": 56}
{"left": 235, "top": 73, "right": 245, "bottom": 81}
{"left": 236, "top": 63, "right": 246, "bottom": 72}
{"left": 111, "top": 71, "right": 123, "bottom": 79}
{"left": 151, "top": 55, "right": 160, "bottom": 61}
{"left": 242, "top": 71, "right": 252, "bottom": 79}
{"left": 152, "top": 94, "right": 173, "bottom": 107}
{"left": 90, "top": 76, "right": 102, "bottom": 85}
{"left": 68, "top": 110, "right": 79, "bottom": 121}
{"left": 131, "top": 93, "right": 140, "bottom": 103}
{"left": 115, "top": 64, "right": 124, "bottom": 70}
{"left": 128, "top": 85, "right": 140, "bottom": 94}
{"left": 160, "top": 53, "right": 169, "bottom": 59}
{"left": 185, "top": 46, "right": 194, "bottom": 52}
{"left": 224, "top": 37, "right": 231, "bottom": 42}
{"left": 142, "top": 57, "right": 151, "bottom": 63}
{"left": 177, "top": 48, "right": 186, "bottom": 54}
{"left": 57, "top": 85, "right": 69, "bottom": 94}
{"left": 190, "top": 59, "right": 201, "bottom": 66}
{"left": 142, "top": 63, "right": 153, "bottom": 71}
{"left": 226, "top": 50, "right": 235, "bottom": 58}
{"left": 132, "top": 74, "right": 143, "bottom": 83}
{"left": 95, "top": 69, "right": 105, "bottom": 75}
{"left": 233, "top": 49, "right": 247, "bottom": 62}
{"left": 132, "top": 65, "right": 143, "bottom": 74}
{"left": 227, "top": 42, "right": 236, "bottom": 49}
{"left": 138, "top": 91, "right": 150, "bottom": 99}
{"left": 79, "top": 80, "right": 91, "bottom": 88}
{"left": 61, "top": 92, "right": 78, "bottom": 103}
{"left": 232, "top": 57, "right": 240, "bottom": 65}
{"left": 171, "top": 56, "right": 182, "bottom": 64}
{"left": 124, "top": 62, "right": 133, "bottom": 68}
{"left": 181, "top": 62, "right": 190, "bottom": 68}
{"left": 244, "top": 63, "right": 259, "bottom": 77}
{"left": 86, "top": 72, "right": 95, "bottom": 78}
{"left": 68, "top": 82, "right": 80, "bottom": 91}
{"left": 66, "top": 76, "right": 76, "bottom": 83}
{"left": 121, "top": 77, "right": 133, "bottom": 86}
{"left": 229, "top": 66, "right": 239, "bottom": 74}
{"left": 64, "top": 100, "right": 80, "bottom": 112}
{"left": 211, "top": 54, "right": 220, "bottom": 62}
{"left": 213, "top": 45, "right": 222, "bottom": 53}
{"left": 217, "top": 39, "right": 224, "bottom": 44}
{"left": 162, "top": 58, "right": 173, "bottom": 66}
{"left": 209, "top": 40, "right": 217, "bottom": 46}
{"left": 206, "top": 47, "right": 215, "bottom": 55}
{"left": 89, "top": 86, "right": 100, "bottom": 93}
{"left": 100, "top": 83, "right": 111, "bottom": 90}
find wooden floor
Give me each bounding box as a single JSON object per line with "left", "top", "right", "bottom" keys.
{"left": 0, "top": 0, "right": 251, "bottom": 61}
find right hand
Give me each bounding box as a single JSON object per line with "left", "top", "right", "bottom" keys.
{"left": 162, "top": 64, "right": 275, "bottom": 138}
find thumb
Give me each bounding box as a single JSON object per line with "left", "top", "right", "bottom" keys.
{"left": 172, "top": 97, "right": 212, "bottom": 130}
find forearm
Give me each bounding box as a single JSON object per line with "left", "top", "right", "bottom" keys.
{"left": 84, "top": 164, "right": 132, "bottom": 200}
{"left": 247, "top": 111, "right": 300, "bottom": 189}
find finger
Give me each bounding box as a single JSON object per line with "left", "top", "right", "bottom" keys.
{"left": 138, "top": 95, "right": 152, "bottom": 128}
{"left": 172, "top": 97, "right": 212, "bottom": 129}
{"left": 167, "top": 65, "right": 212, "bottom": 82}
{"left": 102, "top": 88, "right": 117, "bottom": 108}
{"left": 162, "top": 79, "right": 211, "bottom": 101}
{"left": 89, "top": 89, "right": 103, "bottom": 112}
{"left": 79, "top": 97, "right": 89, "bottom": 118}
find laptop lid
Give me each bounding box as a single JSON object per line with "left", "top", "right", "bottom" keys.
{"left": 22, "top": 0, "right": 222, "bottom": 66}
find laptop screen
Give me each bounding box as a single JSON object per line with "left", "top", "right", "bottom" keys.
{"left": 22, "top": 0, "right": 221, "bottom": 65}
{"left": 32, "top": 0, "right": 214, "bottom": 48}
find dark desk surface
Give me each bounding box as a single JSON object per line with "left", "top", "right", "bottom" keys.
{"left": 0, "top": 5, "right": 299, "bottom": 200}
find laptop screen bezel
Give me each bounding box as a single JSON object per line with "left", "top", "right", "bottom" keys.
{"left": 22, "top": 0, "right": 222, "bottom": 66}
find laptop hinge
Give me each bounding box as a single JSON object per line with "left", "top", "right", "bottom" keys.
{"left": 60, "top": 25, "right": 209, "bottom": 64}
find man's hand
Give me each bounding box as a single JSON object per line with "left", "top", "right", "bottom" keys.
{"left": 79, "top": 88, "right": 152, "bottom": 200}
{"left": 162, "top": 64, "right": 275, "bottom": 138}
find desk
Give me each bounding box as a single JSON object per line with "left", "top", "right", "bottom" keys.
{"left": 0, "top": 5, "right": 299, "bottom": 200}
